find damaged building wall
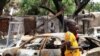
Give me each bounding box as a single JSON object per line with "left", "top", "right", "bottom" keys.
{"left": 75, "top": 12, "right": 100, "bottom": 34}
{"left": 36, "top": 16, "right": 60, "bottom": 34}
{"left": 89, "top": 12, "right": 100, "bottom": 27}
{"left": 0, "top": 15, "right": 61, "bottom": 36}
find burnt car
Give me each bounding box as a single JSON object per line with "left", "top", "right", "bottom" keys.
{"left": 2, "top": 33, "right": 65, "bottom": 56}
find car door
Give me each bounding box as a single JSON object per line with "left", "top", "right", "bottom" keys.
{"left": 40, "top": 37, "right": 61, "bottom": 56}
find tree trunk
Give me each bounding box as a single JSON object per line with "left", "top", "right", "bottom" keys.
{"left": 0, "top": 0, "right": 10, "bottom": 15}
{"left": 52, "top": 0, "right": 64, "bottom": 31}
{"left": 73, "top": 0, "right": 90, "bottom": 17}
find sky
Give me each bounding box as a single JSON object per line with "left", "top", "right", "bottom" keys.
{"left": 92, "top": 0, "right": 100, "bottom": 3}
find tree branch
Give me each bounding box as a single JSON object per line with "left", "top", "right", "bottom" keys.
{"left": 39, "top": 6, "right": 55, "bottom": 15}
{"left": 73, "top": 0, "right": 90, "bottom": 17}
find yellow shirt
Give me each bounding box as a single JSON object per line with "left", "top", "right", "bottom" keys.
{"left": 64, "top": 31, "right": 81, "bottom": 56}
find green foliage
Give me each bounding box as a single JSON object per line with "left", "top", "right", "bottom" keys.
{"left": 93, "top": 3, "right": 100, "bottom": 11}
{"left": 85, "top": 2, "right": 100, "bottom": 12}
{"left": 18, "top": 0, "right": 76, "bottom": 15}
{"left": 19, "top": 0, "right": 40, "bottom": 15}
{"left": 62, "top": 0, "right": 76, "bottom": 15}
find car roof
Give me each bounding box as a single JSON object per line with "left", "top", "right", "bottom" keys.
{"left": 21, "top": 33, "right": 65, "bottom": 41}
{"left": 36, "top": 33, "right": 65, "bottom": 40}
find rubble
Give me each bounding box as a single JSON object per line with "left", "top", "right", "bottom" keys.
{"left": 82, "top": 47, "right": 100, "bottom": 56}
{"left": 79, "top": 35, "right": 100, "bottom": 56}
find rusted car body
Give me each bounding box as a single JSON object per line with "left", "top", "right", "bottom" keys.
{"left": 2, "top": 33, "right": 65, "bottom": 56}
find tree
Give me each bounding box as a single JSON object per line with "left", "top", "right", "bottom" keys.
{"left": 85, "top": 2, "right": 100, "bottom": 12}
{"left": 0, "top": 0, "right": 10, "bottom": 15}
{"left": 19, "top": 0, "right": 40, "bottom": 15}
{"left": 19, "top": 0, "right": 75, "bottom": 15}
{"left": 73, "top": 0, "right": 90, "bottom": 17}
{"left": 62, "top": 0, "right": 76, "bottom": 15}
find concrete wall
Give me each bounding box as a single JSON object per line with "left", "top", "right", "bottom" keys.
{"left": 36, "top": 16, "right": 60, "bottom": 34}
